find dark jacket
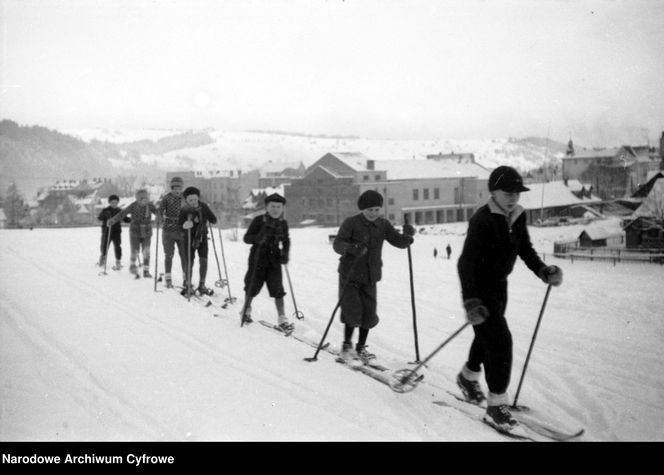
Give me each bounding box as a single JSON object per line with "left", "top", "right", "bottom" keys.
{"left": 97, "top": 206, "right": 129, "bottom": 234}
{"left": 457, "top": 199, "right": 546, "bottom": 305}
{"left": 178, "top": 202, "right": 218, "bottom": 247}
{"left": 333, "top": 214, "right": 412, "bottom": 286}
{"left": 243, "top": 214, "right": 290, "bottom": 267}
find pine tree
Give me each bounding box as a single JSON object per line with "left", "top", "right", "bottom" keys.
{"left": 5, "top": 183, "right": 26, "bottom": 227}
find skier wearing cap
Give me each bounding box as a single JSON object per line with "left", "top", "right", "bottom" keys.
{"left": 456, "top": 165, "right": 563, "bottom": 432}
{"left": 240, "top": 193, "right": 292, "bottom": 331}
{"left": 157, "top": 176, "right": 186, "bottom": 288}
{"left": 333, "top": 189, "right": 416, "bottom": 363}
{"left": 97, "top": 194, "right": 130, "bottom": 270}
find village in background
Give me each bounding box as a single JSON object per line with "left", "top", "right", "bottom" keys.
{"left": 1, "top": 119, "right": 663, "bottom": 263}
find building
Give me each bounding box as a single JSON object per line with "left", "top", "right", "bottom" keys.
{"left": 0, "top": 208, "right": 6, "bottom": 228}
{"left": 622, "top": 174, "right": 664, "bottom": 249}
{"left": 517, "top": 180, "right": 603, "bottom": 225}
{"left": 284, "top": 152, "right": 490, "bottom": 227}
{"left": 257, "top": 161, "right": 306, "bottom": 188}
{"left": 562, "top": 137, "right": 663, "bottom": 200}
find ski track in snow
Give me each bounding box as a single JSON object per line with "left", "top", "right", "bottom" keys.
{"left": 1, "top": 224, "right": 663, "bottom": 441}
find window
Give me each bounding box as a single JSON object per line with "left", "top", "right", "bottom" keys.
{"left": 413, "top": 189, "right": 419, "bottom": 201}
{"left": 389, "top": 214, "right": 395, "bottom": 221}
{"left": 327, "top": 198, "right": 333, "bottom": 207}
{"left": 388, "top": 198, "right": 395, "bottom": 205}
{"left": 363, "top": 175, "right": 370, "bottom": 181}
{"left": 434, "top": 188, "right": 440, "bottom": 199}
{"left": 375, "top": 174, "right": 381, "bottom": 181}
{"left": 423, "top": 188, "right": 429, "bottom": 200}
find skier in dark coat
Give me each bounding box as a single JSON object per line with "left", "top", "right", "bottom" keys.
{"left": 178, "top": 186, "right": 218, "bottom": 296}
{"left": 333, "top": 189, "right": 415, "bottom": 362}
{"left": 97, "top": 194, "right": 130, "bottom": 269}
{"left": 446, "top": 243, "right": 452, "bottom": 260}
{"left": 456, "top": 165, "right": 563, "bottom": 432}
{"left": 240, "top": 193, "right": 292, "bottom": 330}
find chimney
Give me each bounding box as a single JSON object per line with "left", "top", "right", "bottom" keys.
{"left": 366, "top": 160, "right": 375, "bottom": 170}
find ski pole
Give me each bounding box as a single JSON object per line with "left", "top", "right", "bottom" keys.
{"left": 217, "top": 225, "right": 236, "bottom": 305}
{"left": 389, "top": 321, "right": 471, "bottom": 393}
{"left": 99, "top": 226, "right": 112, "bottom": 276}
{"left": 304, "top": 257, "right": 361, "bottom": 362}
{"left": 512, "top": 284, "right": 552, "bottom": 409}
{"left": 153, "top": 220, "right": 160, "bottom": 292}
{"left": 283, "top": 264, "right": 304, "bottom": 321}
{"left": 404, "top": 215, "right": 421, "bottom": 363}
{"left": 209, "top": 226, "right": 226, "bottom": 288}
{"left": 186, "top": 221, "right": 192, "bottom": 302}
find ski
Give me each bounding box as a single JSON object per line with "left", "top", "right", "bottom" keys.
{"left": 259, "top": 320, "right": 295, "bottom": 337}
{"left": 436, "top": 390, "right": 584, "bottom": 442}
{"left": 334, "top": 356, "right": 397, "bottom": 388}
{"left": 257, "top": 320, "right": 332, "bottom": 352}
{"left": 432, "top": 401, "right": 539, "bottom": 442}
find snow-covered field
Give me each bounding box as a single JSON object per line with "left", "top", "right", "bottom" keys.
{"left": 1, "top": 221, "right": 663, "bottom": 441}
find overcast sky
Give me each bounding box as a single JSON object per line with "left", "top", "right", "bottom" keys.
{"left": 1, "top": 0, "right": 663, "bottom": 146}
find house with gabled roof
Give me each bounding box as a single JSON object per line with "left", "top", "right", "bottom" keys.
{"left": 284, "top": 152, "right": 490, "bottom": 227}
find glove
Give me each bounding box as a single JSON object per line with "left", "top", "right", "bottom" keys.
{"left": 281, "top": 253, "right": 289, "bottom": 265}
{"left": 182, "top": 220, "right": 193, "bottom": 230}
{"left": 539, "top": 265, "right": 563, "bottom": 287}
{"left": 403, "top": 223, "right": 416, "bottom": 237}
{"left": 347, "top": 242, "right": 368, "bottom": 257}
{"left": 463, "top": 298, "right": 489, "bottom": 326}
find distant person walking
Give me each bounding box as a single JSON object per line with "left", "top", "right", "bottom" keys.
{"left": 433, "top": 247, "right": 438, "bottom": 259}
{"left": 446, "top": 243, "right": 452, "bottom": 260}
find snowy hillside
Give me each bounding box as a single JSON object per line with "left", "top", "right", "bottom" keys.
{"left": 1, "top": 220, "right": 662, "bottom": 441}
{"left": 65, "top": 128, "right": 567, "bottom": 175}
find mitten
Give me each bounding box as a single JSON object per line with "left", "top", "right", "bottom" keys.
{"left": 403, "top": 223, "right": 416, "bottom": 237}
{"left": 281, "top": 253, "right": 289, "bottom": 265}
{"left": 347, "top": 242, "right": 368, "bottom": 257}
{"left": 464, "top": 298, "right": 489, "bottom": 326}
{"left": 539, "top": 265, "right": 563, "bottom": 287}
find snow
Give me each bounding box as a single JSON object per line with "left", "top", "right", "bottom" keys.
{"left": 1, "top": 221, "right": 663, "bottom": 441}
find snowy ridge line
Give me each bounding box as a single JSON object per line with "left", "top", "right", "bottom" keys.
{"left": 0, "top": 295, "right": 174, "bottom": 439}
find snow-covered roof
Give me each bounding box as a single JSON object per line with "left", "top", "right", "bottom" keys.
{"left": 579, "top": 227, "right": 612, "bottom": 240}
{"left": 260, "top": 161, "right": 303, "bottom": 174}
{"left": 374, "top": 159, "right": 490, "bottom": 180}
{"left": 563, "top": 148, "right": 620, "bottom": 160}
{"left": 518, "top": 181, "right": 602, "bottom": 210}
{"left": 631, "top": 179, "right": 664, "bottom": 219}
{"left": 328, "top": 152, "right": 373, "bottom": 172}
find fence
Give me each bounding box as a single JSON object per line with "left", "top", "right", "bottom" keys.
{"left": 552, "top": 243, "right": 664, "bottom": 265}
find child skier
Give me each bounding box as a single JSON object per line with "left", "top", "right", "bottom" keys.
{"left": 178, "top": 186, "right": 218, "bottom": 297}
{"left": 157, "top": 176, "right": 186, "bottom": 288}
{"left": 97, "top": 194, "right": 129, "bottom": 269}
{"left": 107, "top": 189, "right": 158, "bottom": 278}
{"left": 456, "top": 165, "right": 563, "bottom": 432}
{"left": 333, "top": 190, "right": 415, "bottom": 363}
{"left": 240, "top": 193, "right": 291, "bottom": 330}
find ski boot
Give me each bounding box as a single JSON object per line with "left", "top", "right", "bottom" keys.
{"left": 457, "top": 371, "right": 486, "bottom": 405}
{"left": 98, "top": 255, "right": 106, "bottom": 267}
{"left": 338, "top": 341, "right": 355, "bottom": 362}
{"left": 197, "top": 284, "right": 213, "bottom": 296}
{"left": 483, "top": 405, "right": 518, "bottom": 432}
{"left": 165, "top": 276, "right": 173, "bottom": 289}
{"left": 180, "top": 284, "right": 194, "bottom": 297}
{"left": 129, "top": 264, "right": 138, "bottom": 276}
{"left": 355, "top": 344, "right": 376, "bottom": 365}
{"left": 240, "top": 306, "right": 253, "bottom": 324}
{"left": 112, "top": 260, "right": 122, "bottom": 271}
{"left": 277, "top": 321, "right": 295, "bottom": 334}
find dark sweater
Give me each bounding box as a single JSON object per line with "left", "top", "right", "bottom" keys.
{"left": 243, "top": 213, "right": 290, "bottom": 267}
{"left": 97, "top": 206, "right": 130, "bottom": 234}
{"left": 457, "top": 199, "right": 546, "bottom": 303}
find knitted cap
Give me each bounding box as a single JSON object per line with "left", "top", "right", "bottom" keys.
{"left": 170, "top": 176, "right": 184, "bottom": 187}
{"left": 183, "top": 186, "right": 200, "bottom": 198}
{"left": 357, "top": 190, "right": 383, "bottom": 210}
{"left": 108, "top": 194, "right": 119, "bottom": 203}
